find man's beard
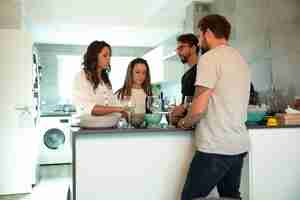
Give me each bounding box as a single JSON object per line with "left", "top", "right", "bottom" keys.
{"left": 179, "top": 55, "right": 188, "bottom": 64}
{"left": 200, "top": 47, "right": 209, "bottom": 55}
{"left": 200, "top": 38, "right": 210, "bottom": 54}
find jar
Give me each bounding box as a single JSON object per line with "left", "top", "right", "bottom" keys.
{"left": 295, "top": 96, "right": 300, "bottom": 110}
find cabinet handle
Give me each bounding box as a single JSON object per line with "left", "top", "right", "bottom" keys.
{"left": 60, "top": 119, "right": 69, "bottom": 123}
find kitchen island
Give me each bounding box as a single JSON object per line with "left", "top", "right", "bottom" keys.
{"left": 72, "top": 127, "right": 194, "bottom": 200}
{"left": 71, "top": 125, "right": 300, "bottom": 200}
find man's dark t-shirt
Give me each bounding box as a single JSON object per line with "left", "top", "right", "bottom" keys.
{"left": 181, "top": 64, "right": 197, "bottom": 104}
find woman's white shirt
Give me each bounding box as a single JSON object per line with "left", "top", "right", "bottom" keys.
{"left": 72, "top": 70, "right": 117, "bottom": 115}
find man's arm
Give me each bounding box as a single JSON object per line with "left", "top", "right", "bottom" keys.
{"left": 177, "top": 86, "right": 213, "bottom": 128}
{"left": 170, "top": 105, "right": 186, "bottom": 126}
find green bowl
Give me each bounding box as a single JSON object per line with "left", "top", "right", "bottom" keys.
{"left": 144, "top": 113, "right": 162, "bottom": 127}
{"left": 247, "top": 111, "right": 266, "bottom": 123}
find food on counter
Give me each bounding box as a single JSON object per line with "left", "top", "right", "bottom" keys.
{"left": 266, "top": 116, "right": 278, "bottom": 127}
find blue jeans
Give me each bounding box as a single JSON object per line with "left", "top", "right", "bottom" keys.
{"left": 181, "top": 151, "right": 247, "bottom": 200}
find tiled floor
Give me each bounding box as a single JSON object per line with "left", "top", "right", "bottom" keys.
{"left": 0, "top": 164, "right": 72, "bottom": 200}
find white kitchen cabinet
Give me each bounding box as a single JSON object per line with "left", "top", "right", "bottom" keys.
{"left": 71, "top": 126, "right": 300, "bottom": 200}
{"left": 229, "top": 127, "right": 300, "bottom": 200}
{"left": 73, "top": 129, "right": 194, "bottom": 200}
{"left": 0, "top": 29, "right": 39, "bottom": 195}
{"left": 163, "top": 57, "right": 184, "bottom": 82}
{"left": 161, "top": 34, "right": 184, "bottom": 83}
{"left": 142, "top": 46, "right": 164, "bottom": 83}
{"left": 143, "top": 46, "right": 184, "bottom": 83}
{"left": 248, "top": 128, "right": 300, "bottom": 200}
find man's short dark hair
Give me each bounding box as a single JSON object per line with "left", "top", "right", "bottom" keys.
{"left": 198, "top": 14, "right": 231, "bottom": 40}
{"left": 177, "top": 33, "right": 200, "bottom": 53}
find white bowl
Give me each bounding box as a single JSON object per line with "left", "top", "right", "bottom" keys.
{"left": 79, "top": 113, "right": 121, "bottom": 128}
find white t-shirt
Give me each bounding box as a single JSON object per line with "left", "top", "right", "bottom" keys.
{"left": 131, "top": 88, "right": 146, "bottom": 114}
{"left": 72, "top": 70, "right": 117, "bottom": 116}
{"left": 194, "top": 45, "right": 250, "bottom": 155}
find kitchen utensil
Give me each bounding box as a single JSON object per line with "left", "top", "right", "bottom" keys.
{"left": 79, "top": 113, "right": 121, "bottom": 128}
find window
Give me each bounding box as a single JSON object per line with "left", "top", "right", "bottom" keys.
{"left": 57, "top": 55, "right": 134, "bottom": 103}
{"left": 57, "top": 55, "right": 82, "bottom": 104}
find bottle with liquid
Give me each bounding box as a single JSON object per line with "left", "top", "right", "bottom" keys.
{"left": 160, "top": 113, "right": 168, "bottom": 128}
{"left": 160, "top": 92, "right": 165, "bottom": 112}
{"left": 145, "top": 96, "right": 152, "bottom": 114}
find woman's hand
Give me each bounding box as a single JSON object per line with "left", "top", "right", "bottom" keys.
{"left": 120, "top": 109, "right": 129, "bottom": 120}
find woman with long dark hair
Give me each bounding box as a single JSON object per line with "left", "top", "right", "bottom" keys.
{"left": 72, "top": 40, "right": 126, "bottom": 116}
{"left": 115, "top": 58, "right": 152, "bottom": 114}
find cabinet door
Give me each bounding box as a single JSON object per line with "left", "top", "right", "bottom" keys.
{"left": 249, "top": 128, "right": 300, "bottom": 200}
{"left": 0, "top": 29, "right": 36, "bottom": 194}
{"left": 163, "top": 58, "right": 184, "bottom": 82}
{"left": 143, "top": 47, "right": 164, "bottom": 83}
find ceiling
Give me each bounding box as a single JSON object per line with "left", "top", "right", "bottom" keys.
{"left": 23, "top": 0, "right": 212, "bottom": 47}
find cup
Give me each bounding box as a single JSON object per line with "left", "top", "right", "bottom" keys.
{"left": 146, "top": 96, "right": 161, "bottom": 113}
{"left": 131, "top": 113, "right": 145, "bottom": 128}
{"left": 122, "top": 96, "right": 136, "bottom": 128}
{"left": 295, "top": 96, "right": 300, "bottom": 109}
{"left": 183, "top": 96, "right": 193, "bottom": 109}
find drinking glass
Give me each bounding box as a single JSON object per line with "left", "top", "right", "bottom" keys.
{"left": 146, "top": 96, "right": 162, "bottom": 113}
{"left": 183, "top": 96, "right": 193, "bottom": 109}
{"left": 122, "top": 96, "right": 136, "bottom": 128}
{"left": 162, "top": 96, "right": 180, "bottom": 127}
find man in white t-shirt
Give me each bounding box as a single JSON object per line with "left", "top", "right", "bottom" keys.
{"left": 178, "top": 14, "right": 250, "bottom": 200}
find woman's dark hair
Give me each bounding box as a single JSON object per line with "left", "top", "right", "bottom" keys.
{"left": 177, "top": 33, "right": 200, "bottom": 53}
{"left": 116, "top": 58, "right": 152, "bottom": 99}
{"left": 198, "top": 14, "right": 231, "bottom": 40}
{"left": 82, "top": 40, "right": 112, "bottom": 90}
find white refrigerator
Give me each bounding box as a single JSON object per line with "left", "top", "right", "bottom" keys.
{"left": 0, "top": 29, "right": 40, "bottom": 195}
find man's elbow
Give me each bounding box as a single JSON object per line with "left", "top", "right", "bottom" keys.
{"left": 191, "top": 108, "right": 208, "bottom": 125}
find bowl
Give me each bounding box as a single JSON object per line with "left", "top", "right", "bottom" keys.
{"left": 79, "top": 113, "right": 122, "bottom": 128}
{"left": 131, "top": 113, "right": 145, "bottom": 128}
{"left": 144, "top": 113, "right": 162, "bottom": 127}
{"left": 247, "top": 111, "right": 266, "bottom": 123}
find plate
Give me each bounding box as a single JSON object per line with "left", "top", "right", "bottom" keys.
{"left": 79, "top": 113, "right": 121, "bottom": 128}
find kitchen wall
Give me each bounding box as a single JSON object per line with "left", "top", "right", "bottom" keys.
{"left": 0, "top": 0, "right": 22, "bottom": 29}
{"left": 24, "top": 0, "right": 300, "bottom": 113}
{"left": 210, "top": 0, "right": 272, "bottom": 92}
{"left": 214, "top": 0, "right": 300, "bottom": 95}
{"left": 269, "top": 0, "right": 300, "bottom": 96}
{"left": 160, "top": 0, "right": 271, "bottom": 103}
{"left": 36, "top": 43, "right": 151, "bottom": 112}
{"left": 160, "top": 0, "right": 300, "bottom": 107}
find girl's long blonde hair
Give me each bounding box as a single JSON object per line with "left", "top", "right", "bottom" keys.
{"left": 116, "top": 58, "right": 152, "bottom": 99}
